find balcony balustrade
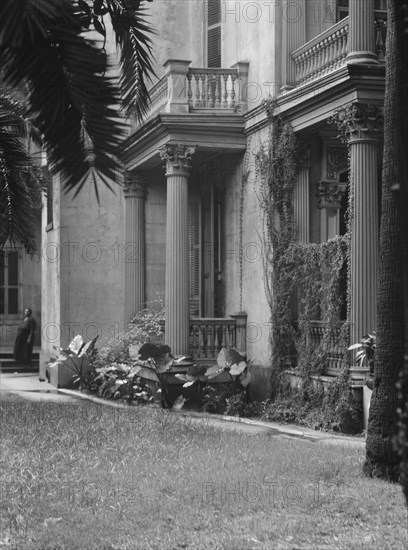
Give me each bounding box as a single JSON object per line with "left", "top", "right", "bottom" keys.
{"left": 133, "top": 61, "right": 249, "bottom": 129}
{"left": 291, "top": 12, "right": 387, "bottom": 87}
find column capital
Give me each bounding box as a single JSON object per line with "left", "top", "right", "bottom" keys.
{"left": 317, "top": 181, "right": 347, "bottom": 210}
{"left": 159, "top": 144, "right": 196, "bottom": 177}
{"left": 123, "top": 170, "right": 147, "bottom": 199}
{"left": 336, "top": 102, "right": 383, "bottom": 142}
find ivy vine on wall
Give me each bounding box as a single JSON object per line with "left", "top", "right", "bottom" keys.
{"left": 256, "top": 98, "right": 351, "bottom": 398}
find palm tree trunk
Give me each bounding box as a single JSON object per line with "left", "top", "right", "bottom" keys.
{"left": 364, "top": 0, "right": 403, "bottom": 480}
{"left": 398, "top": 0, "right": 408, "bottom": 505}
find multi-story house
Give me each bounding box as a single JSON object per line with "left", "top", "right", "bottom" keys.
{"left": 2, "top": 1, "right": 387, "bottom": 403}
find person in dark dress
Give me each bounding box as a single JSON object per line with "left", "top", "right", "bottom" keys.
{"left": 13, "top": 308, "right": 36, "bottom": 365}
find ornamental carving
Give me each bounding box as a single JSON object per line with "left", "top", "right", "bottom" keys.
{"left": 317, "top": 181, "right": 347, "bottom": 210}
{"left": 327, "top": 147, "right": 348, "bottom": 180}
{"left": 335, "top": 102, "right": 383, "bottom": 141}
{"left": 159, "top": 144, "right": 196, "bottom": 175}
{"left": 297, "top": 139, "right": 312, "bottom": 167}
{"left": 123, "top": 170, "right": 146, "bottom": 198}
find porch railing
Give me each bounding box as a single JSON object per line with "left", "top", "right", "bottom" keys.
{"left": 190, "top": 314, "right": 247, "bottom": 361}
{"left": 291, "top": 11, "right": 387, "bottom": 87}
{"left": 309, "top": 320, "right": 344, "bottom": 376}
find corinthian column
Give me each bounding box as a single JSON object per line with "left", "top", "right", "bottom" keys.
{"left": 159, "top": 144, "right": 196, "bottom": 355}
{"left": 347, "top": 0, "right": 378, "bottom": 64}
{"left": 123, "top": 171, "right": 146, "bottom": 324}
{"left": 342, "top": 103, "right": 383, "bottom": 346}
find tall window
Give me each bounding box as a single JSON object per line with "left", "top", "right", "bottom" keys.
{"left": 0, "top": 250, "right": 19, "bottom": 316}
{"left": 207, "top": 0, "right": 221, "bottom": 67}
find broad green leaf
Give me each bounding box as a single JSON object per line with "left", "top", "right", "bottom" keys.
{"left": 240, "top": 370, "right": 251, "bottom": 387}
{"left": 156, "top": 359, "right": 173, "bottom": 374}
{"left": 216, "top": 348, "right": 228, "bottom": 368}
{"left": 348, "top": 343, "right": 362, "bottom": 350}
{"left": 230, "top": 361, "right": 247, "bottom": 376}
{"left": 69, "top": 335, "right": 84, "bottom": 354}
{"left": 206, "top": 364, "right": 224, "bottom": 379}
{"left": 226, "top": 348, "right": 246, "bottom": 365}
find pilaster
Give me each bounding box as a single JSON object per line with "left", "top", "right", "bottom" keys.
{"left": 123, "top": 171, "right": 146, "bottom": 324}
{"left": 159, "top": 144, "right": 196, "bottom": 355}
{"left": 294, "top": 142, "right": 310, "bottom": 243}
{"left": 318, "top": 181, "right": 346, "bottom": 241}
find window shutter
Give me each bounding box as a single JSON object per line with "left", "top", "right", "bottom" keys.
{"left": 188, "top": 199, "right": 201, "bottom": 317}
{"left": 208, "top": 0, "right": 221, "bottom": 26}
{"left": 207, "top": 0, "right": 221, "bottom": 68}
{"left": 207, "top": 27, "right": 221, "bottom": 68}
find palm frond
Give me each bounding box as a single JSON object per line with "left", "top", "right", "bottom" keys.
{"left": 0, "top": 153, "right": 38, "bottom": 252}
{"left": 0, "top": 0, "right": 126, "bottom": 194}
{"left": 0, "top": 91, "right": 45, "bottom": 250}
{"left": 104, "top": 0, "right": 156, "bottom": 121}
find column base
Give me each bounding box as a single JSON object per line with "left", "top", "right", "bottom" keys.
{"left": 346, "top": 51, "right": 380, "bottom": 64}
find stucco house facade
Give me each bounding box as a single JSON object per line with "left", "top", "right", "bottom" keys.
{"left": 1, "top": 0, "right": 386, "bottom": 399}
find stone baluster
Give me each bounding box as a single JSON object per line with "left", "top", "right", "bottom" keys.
{"left": 347, "top": 0, "right": 378, "bottom": 64}
{"left": 159, "top": 144, "right": 196, "bottom": 356}
{"left": 123, "top": 171, "right": 146, "bottom": 324}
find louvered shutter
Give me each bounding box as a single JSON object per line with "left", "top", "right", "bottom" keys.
{"left": 188, "top": 199, "right": 202, "bottom": 317}
{"left": 207, "top": 0, "right": 221, "bottom": 68}
{"left": 208, "top": 0, "right": 221, "bottom": 26}
{"left": 207, "top": 27, "right": 221, "bottom": 68}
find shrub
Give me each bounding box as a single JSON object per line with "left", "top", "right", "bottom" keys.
{"left": 96, "top": 298, "right": 164, "bottom": 365}
{"left": 225, "top": 392, "right": 264, "bottom": 417}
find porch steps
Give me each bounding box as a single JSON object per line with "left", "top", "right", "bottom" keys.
{"left": 0, "top": 350, "right": 40, "bottom": 374}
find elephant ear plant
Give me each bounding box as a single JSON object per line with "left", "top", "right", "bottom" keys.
{"left": 348, "top": 332, "right": 376, "bottom": 390}
{"left": 175, "top": 347, "right": 252, "bottom": 411}
{"left": 49, "top": 334, "right": 99, "bottom": 389}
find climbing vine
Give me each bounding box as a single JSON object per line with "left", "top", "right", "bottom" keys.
{"left": 238, "top": 139, "right": 252, "bottom": 311}
{"left": 256, "top": 98, "right": 352, "bottom": 404}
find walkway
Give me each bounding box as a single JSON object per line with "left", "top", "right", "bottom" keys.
{"left": 0, "top": 372, "right": 365, "bottom": 448}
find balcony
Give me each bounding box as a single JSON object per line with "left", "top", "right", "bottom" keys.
{"left": 290, "top": 12, "right": 387, "bottom": 88}
{"left": 132, "top": 60, "right": 249, "bottom": 130}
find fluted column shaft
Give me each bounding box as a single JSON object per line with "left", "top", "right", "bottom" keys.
{"left": 281, "top": 0, "right": 306, "bottom": 89}
{"left": 347, "top": 0, "right": 378, "bottom": 64}
{"left": 160, "top": 145, "right": 196, "bottom": 355}
{"left": 341, "top": 103, "right": 383, "bottom": 347}
{"left": 350, "top": 137, "right": 378, "bottom": 344}
{"left": 124, "top": 172, "right": 146, "bottom": 324}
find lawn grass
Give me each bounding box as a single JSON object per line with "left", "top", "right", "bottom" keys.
{"left": 0, "top": 399, "right": 407, "bottom": 550}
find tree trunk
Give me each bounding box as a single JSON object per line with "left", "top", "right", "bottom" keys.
{"left": 364, "top": 0, "right": 403, "bottom": 480}
{"left": 398, "top": 0, "right": 408, "bottom": 505}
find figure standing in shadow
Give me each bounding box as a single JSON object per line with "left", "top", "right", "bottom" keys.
{"left": 14, "top": 308, "right": 36, "bottom": 366}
